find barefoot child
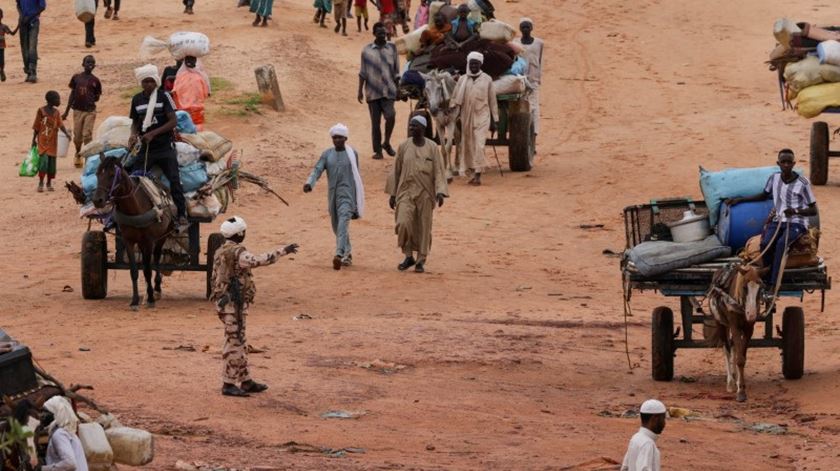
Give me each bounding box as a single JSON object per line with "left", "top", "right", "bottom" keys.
{"left": 32, "top": 91, "right": 69, "bottom": 192}
{"left": 0, "top": 8, "right": 20, "bottom": 82}
{"left": 355, "top": 0, "right": 369, "bottom": 32}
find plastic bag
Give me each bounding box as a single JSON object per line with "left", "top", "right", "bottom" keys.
{"left": 19, "top": 147, "right": 40, "bottom": 177}
{"left": 179, "top": 161, "right": 208, "bottom": 193}
{"left": 176, "top": 110, "right": 197, "bottom": 134}
{"left": 176, "top": 141, "right": 201, "bottom": 167}
{"left": 796, "top": 81, "right": 840, "bottom": 118}
{"left": 141, "top": 32, "right": 211, "bottom": 60}
{"left": 479, "top": 20, "right": 516, "bottom": 43}
{"left": 75, "top": 0, "right": 96, "bottom": 22}
{"left": 818, "top": 40, "right": 840, "bottom": 66}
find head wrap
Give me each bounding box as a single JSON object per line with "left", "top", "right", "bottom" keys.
{"left": 467, "top": 51, "right": 484, "bottom": 64}
{"left": 330, "top": 123, "right": 349, "bottom": 138}
{"left": 134, "top": 64, "right": 161, "bottom": 87}
{"left": 220, "top": 216, "right": 247, "bottom": 238}
{"left": 520, "top": 17, "right": 534, "bottom": 26}
{"left": 43, "top": 396, "right": 79, "bottom": 435}
{"left": 640, "top": 399, "right": 667, "bottom": 414}
{"left": 134, "top": 64, "right": 162, "bottom": 133}
{"left": 410, "top": 115, "right": 428, "bottom": 128}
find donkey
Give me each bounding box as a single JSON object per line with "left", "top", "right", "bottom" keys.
{"left": 705, "top": 263, "right": 763, "bottom": 402}
{"left": 92, "top": 156, "right": 174, "bottom": 310}
{"left": 423, "top": 70, "right": 460, "bottom": 179}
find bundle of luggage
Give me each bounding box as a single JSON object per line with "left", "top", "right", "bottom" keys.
{"left": 769, "top": 19, "right": 840, "bottom": 117}
{"left": 75, "top": 111, "right": 236, "bottom": 221}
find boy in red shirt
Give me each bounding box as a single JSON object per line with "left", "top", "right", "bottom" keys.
{"left": 354, "top": 0, "right": 369, "bottom": 32}
{"left": 32, "top": 91, "right": 70, "bottom": 192}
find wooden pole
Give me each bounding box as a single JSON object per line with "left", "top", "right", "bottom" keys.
{"left": 254, "top": 65, "right": 285, "bottom": 112}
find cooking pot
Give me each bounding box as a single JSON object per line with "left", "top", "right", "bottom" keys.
{"left": 667, "top": 210, "right": 711, "bottom": 243}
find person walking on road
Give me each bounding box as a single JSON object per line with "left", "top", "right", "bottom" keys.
{"left": 103, "top": 0, "right": 120, "bottom": 20}
{"left": 388, "top": 115, "right": 448, "bottom": 273}
{"left": 358, "top": 22, "right": 400, "bottom": 160}
{"left": 210, "top": 216, "right": 299, "bottom": 397}
{"left": 63, "top": 55, "right": 102, "bottom": 168}
{"left": 304, "top": 123, "right": 365, "bottom": 270}
{"left": 83, "top": 0, "right": 97, "bottom": 47}
{"left": 0, "top": 8, "right": 19, "bottom": 82}
{"left": 452, "top": 51, "right": 497, "bottom": 185}
{"left": 16, "top": 0, "right": 45, "bottom": 83}
{"left": 621, "top": 399, "right": 666, "bottom": 471}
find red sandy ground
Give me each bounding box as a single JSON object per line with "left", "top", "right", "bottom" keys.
{"left": 3, "top": 0, "right": 840, "bottom": 469}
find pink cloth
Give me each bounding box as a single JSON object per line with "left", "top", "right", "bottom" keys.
{"left": 414, "top": 3, "right": 429, "bottom": 29}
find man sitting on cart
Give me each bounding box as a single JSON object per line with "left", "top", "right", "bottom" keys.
{"left": 726, "top": 149, "right": 818, "bottom": 288}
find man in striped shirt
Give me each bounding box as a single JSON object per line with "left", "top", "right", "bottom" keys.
{"left": 728, "top": 149, "right": 818, "bottom": 285}
{"left": 358, "top": 22, "right": 400, "bottom": 160}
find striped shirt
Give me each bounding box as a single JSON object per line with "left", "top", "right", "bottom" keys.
{"left": 763, "top": 172, "right": 816, "bottom": 227}
{"left": 359, "top": 42, "right": 400, "bottom": 102}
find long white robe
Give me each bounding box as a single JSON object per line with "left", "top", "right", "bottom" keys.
{"left": 513, "top": 37, "right": 544, "bottom": 134}
{"left": 452, "top": 71, "right": 498, "bottom": 174}
{"left": 621, "top": 427, "right": 661, "bottom": 471}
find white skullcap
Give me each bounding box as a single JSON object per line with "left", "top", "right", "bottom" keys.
{"left": 134, "top": 64, "right": 161, "bottom": 87}
{"left": 410, "top": 115, "right": 428, "bottom": 128}
{"left": 220, "top": 216, "right": 247, "bottom": 238}
{"left": 43, "top": 396, "right": 79, "bottom": 435}
{"left": 520, "top": 17, "right": 534, "bottom": 26}
{"left": 640, "top": 399, "right": 667, "bottom": 414}
{"left": 467, "top": 51, "right": 484, "bottom": 64}
{"left": 330, "top": 123, "right": 349, "bottom": 138}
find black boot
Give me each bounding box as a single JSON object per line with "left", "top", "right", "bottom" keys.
{"left": 222, "top": 383, "right": 250, "bottom": 397}
{"left": 398, "top": 256, "right": 416, "bottom": 271}
{"left": 241, "top": 380, "right": 268, "bottom": 393}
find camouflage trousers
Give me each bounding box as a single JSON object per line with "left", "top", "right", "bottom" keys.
{"left": 218, "top": 306, "right": 251, "bottom": 384}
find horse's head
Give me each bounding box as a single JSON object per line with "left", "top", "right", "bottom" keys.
{"left": 736, "top": 264, "right": 764, "bottom": 322}
{"left": 92, "top": 156, "right": 124, "bottom": 209}
{"left": 424, "top": 70, "right": 454, "bottom": 115}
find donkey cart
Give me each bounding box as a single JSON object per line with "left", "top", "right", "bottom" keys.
{"left": 81, "top": 217, "right": 225, "bottom": 301}
{"left": 621, "top": 199, "right": 830, "bottom": 381}
{"left": 809, "top": 119, "right": 840, "bottom": 185}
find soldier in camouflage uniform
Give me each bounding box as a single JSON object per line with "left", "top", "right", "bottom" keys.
{"left": 211, "top": 216, "right": 299, "bottom": 397}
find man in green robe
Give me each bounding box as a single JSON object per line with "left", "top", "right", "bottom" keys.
{"left": 304, "top": 123, "right": 366, "bottom": 270}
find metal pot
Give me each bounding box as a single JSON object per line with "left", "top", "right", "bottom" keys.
{"left": 667, "top": 210, "right": 711, "bottom": 243}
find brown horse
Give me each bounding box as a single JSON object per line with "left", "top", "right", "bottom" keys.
{"left": 706, "top": 263, "right": 763, "bottom": 402}
{"left": 92, "top": 156, "right": 173, "bottom": 310}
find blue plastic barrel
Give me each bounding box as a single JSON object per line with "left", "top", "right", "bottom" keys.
{"left": 717, "top": 200, "right": 775, "bottom": 250}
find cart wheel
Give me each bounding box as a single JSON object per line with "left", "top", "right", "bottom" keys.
{"left": 810, "top": 121, "right": 829, "bottom": 186}
{"left": 782, "top": 306, "right": 805, "bottom": 380}
{"left": 652, "top": 306, "right": 675, "bottom": 381}
{"left": 81, "top": 231, "right": 108, "bottom": 300}
{"left": 206, "top": 232, "right": 226, "bottom": 299}
{"left": 508, "top": 99, "right": 533, "bottom": 172}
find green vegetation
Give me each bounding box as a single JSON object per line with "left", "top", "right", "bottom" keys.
{"left": 210, "top": 77, "right": 234, "bottom": 92}
{"left": 221, "top": 93, "right": 263, "bottom": 116}
{"left": 120, "top": 86, "right": 142, "bottom": 100}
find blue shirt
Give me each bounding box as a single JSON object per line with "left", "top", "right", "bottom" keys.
{"left": 17, "top": 0, "right": 46, "bottom": 22}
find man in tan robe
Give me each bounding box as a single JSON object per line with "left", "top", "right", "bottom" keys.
{"left": 452, "top": 51, "right": 498, "bottom": 186}
{"left": 388, "top": 115, "right": 449, "bottom": 273}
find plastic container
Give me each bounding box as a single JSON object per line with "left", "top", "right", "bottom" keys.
{"left": 717, "top": 200, "right": 774, "bottom": 251}
{"left": 57, "top": 130, "right": 71, "bottom": 158}
{"left": 106, "top": 427, "right": 154, "bottom": 466}
{"left": 78, "top": 423, "right": 114, "bottom": 467}
{"left": 667, "top": 210, "right": 711, "bottom": 243}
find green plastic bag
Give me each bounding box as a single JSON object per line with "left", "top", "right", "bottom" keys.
{"left": 19, "top": 147, "right": 40, "bottom": 177}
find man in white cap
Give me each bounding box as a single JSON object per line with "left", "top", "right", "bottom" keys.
{"left": 452, "top": 51, "right": 497, "bottom": 186}
{"left": 388, "top": 115, "right": 448, "bottom": 273}
{"left": 128, "top": 64, "right": 189, "bottom": 232}
{"left": 40, "top": 395, "right": 89, "bottom": 471}
{"left": 512, "top": 17, "right": 543, "bottom": 151}
{"left": 303, "top": 123, "right": 365, "bottom": 270}
{"left": 621, "top": 399, "right": 666, "bottom": 471}
{"left": 210, "top": 216, "right": 299, "bottom": 397}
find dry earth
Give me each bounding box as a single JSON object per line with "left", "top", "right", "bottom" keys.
{"left": 3, "top": 0, "right": 840, "bottom": 469}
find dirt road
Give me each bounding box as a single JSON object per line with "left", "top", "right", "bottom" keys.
{"left": 3, "top": 0, "right": 840, "bottom": 469}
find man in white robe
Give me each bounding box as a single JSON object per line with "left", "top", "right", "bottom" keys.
{"left": 452, "top": 51, "right": 497, "bottom": 186}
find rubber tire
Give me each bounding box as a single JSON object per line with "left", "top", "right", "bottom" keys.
{"left": 810, "top": 121, "right": 829, "bottom": 185}
{"left": 81, "top": 231, "right": 108, "bottom": 300}
{"left": 206, "top": 232, "right": 226, "bottom": 299}
{"left": 508, "top": 99, "right": 533, "bottom": 172}
{"left": 782, "top": 306, "right": 805, "bottom": 380}
{"left": 651, "top": 306, "right": 675, "bottom": 381}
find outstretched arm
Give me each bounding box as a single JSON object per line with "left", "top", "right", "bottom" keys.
{"left": 238, "top": 244, "right": 298, "bottom": 269}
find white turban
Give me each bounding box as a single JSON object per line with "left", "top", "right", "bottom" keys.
{"left": 640, "top": 399, "right": 667, "bottom": 414}
{"left": 134, "top": 64, "right": 162, "bottom": 133}
{"left": 520, "top": 17, "right": 534, "bottom": 26}
{"left": 220, "top": 216, "right": 247, "bottom": 238}
{"left": 330, "top": 123, "right": 349, "bottom": 138}
{"left": 467, "top": 51, "right": 484, "bottom": 64}
{"left": 410, "top": 115, "right": 428, "bottom": 128}
{"left": 134, "top": 63, "right": 161, "bottom": 87}
{"left": 43, "top": 396, "right": 79, "bottom": 435}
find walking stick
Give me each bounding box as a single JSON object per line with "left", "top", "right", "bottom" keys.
{"left": 490, "top": 131, "right": 504, "bottom": 177}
